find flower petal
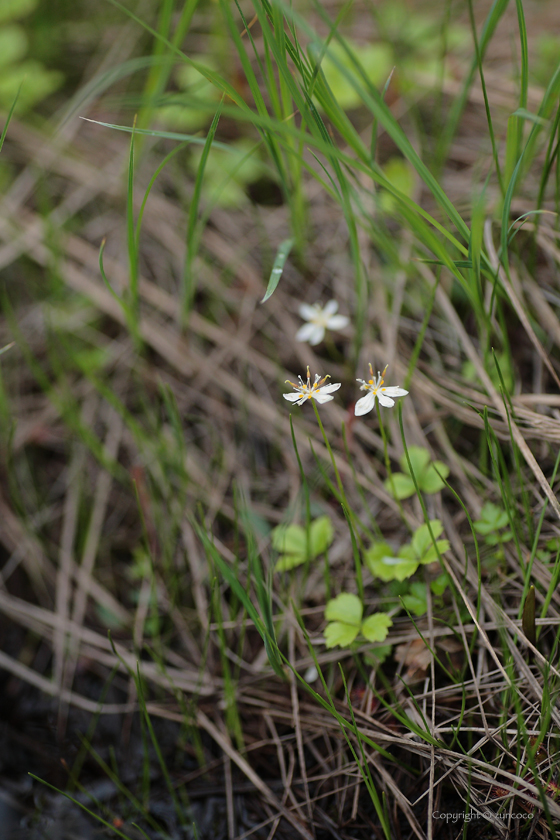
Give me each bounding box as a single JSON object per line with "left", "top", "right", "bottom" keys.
{"left": 355, "top": 391, "right": 376, "bottom": 416}
{"left": 313, "top": 393, "right": 335, "bottom": 404}
{"left": 307, "top": 324, "right": 325, "bottom": 345}
{"left": 378, "top": 392, "right": 395, "bottom": 408}
{"left": 299, "top": 303, "right": 318, "bottom": 321}
{"left": 284, "top": 392, "right": 302, "bottom": 402}
{"left": 326, "top": 314, "right": 349, "bottom": 331}
{"left": 296, "top": 322, "right": 319, "bottom": 343}
{"left": 323, "top": 300, "right": 339, "bottom": 317}
{"left": 318, "top": 382, "right": 342, "bottom": 395}
{"left": 382, "top": 386, "right": 408, "bottom": 398}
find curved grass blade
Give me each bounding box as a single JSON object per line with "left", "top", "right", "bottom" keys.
{"left": 261, "top": 237, "right": 294, "bottom": 302}
{"left": 182, "top": 99, "right": 224, "bottom": 321}
{"left": 0, "top": 84, "right": 21, "bottom": 154}
{"left": 28, "top": 775, "right": 132, "bottom": 840}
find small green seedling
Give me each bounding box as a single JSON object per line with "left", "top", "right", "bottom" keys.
{"left": 272, "top": 515, "right": 334, "bottom": 572}
{"left": 365, "top": 520, "right": 450, "bottom": 582}
{"left": 401, "top": 581, "right": 429, "bottom": 616}
{"left": 384, "top": 446, "right": 450, "bottom": 500}
{"left": 324, "top": 593, "right": 392, "bottom": 649}
{"left": 473, "top": 502, "right": 513, "bottom": 547}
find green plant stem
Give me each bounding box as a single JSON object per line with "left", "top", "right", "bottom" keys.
{"left": 312, "top": 399, "right": 344, "bottom": 499}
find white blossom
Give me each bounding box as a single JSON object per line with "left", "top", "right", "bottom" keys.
{"left": 296, "top": 300, "right": 349, "bottom": 346}
{"left": 284, "top": 366, "right": 341, "bottom": 406}
{"left": 355, "top": 364, "right": 408, "bottom": 416}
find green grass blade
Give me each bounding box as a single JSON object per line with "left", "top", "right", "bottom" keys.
{"left": 261, "top": 237, "right": 295, "bottom": 303}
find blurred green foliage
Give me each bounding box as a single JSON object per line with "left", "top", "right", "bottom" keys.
{"left": 0, "top": 0, "right": 62, "bottom": 112}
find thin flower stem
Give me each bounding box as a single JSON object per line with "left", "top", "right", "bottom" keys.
{"left": 312, "top": 399, "right": 344, "bottom": 498}
{"left": 376, "top": 402, "right": 407, "bottom": 525}
{"left": 311, "top": 401, "right": 364, "bottom": 601}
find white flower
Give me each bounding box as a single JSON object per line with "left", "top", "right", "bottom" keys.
{"left": 355, "top": 364, "right": 408, "bottom": 416}
{"left": 296, "top": 300, "right": 349, "bottom": 346}
{"left": 284, "top": 366, "right": 342, "bottom": 406}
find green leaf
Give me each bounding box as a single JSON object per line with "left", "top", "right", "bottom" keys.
{"left": 384, "top": 472, "right": 415, "bottom": 499}
{"left": 325, "top": 593, "right": 362, "bottom": 626}
{"left": 419, "top": 461, "right": 450, "bottom": 493}
{"left": 484, "top": 532, "right": 512, "bottom": 546}
{"left": 474, "top": 502, "right": 509, "bottom": 533}
{"left": 274, "top": 553, "right": 306, "bottom": 572}
{"left": 366, "top": 549, "right": 419, "bottom": 582}
{"left": 431, "top": 573, "right": 450, "bottom": 596}
{"left": 411, "top": 521, "right": 443, "bottom": 557}
{"left": 365, "top": 542, "right": 419, "bottom": 582}
{"left": 324, "top": 621, "right": 360, "bottom": 649}
{"left": 309, "top": 515, "right": 334, "bottom": 557}
{"left": 261, "top": 238, "right": 294, "bottom": 303}
{"left": 379, "top": 157, "right": 417, "bottom": 212}
{"left": 420, "top": 540, "right": 450, "bottom": 565}
{"left": 272, "top": 517, "right": 333, "bottom": 571}
{"left": 364, "top": 645, "right": 392, "bottom": 668}
{"left": 0, "top": 25, "right": 26, "bottom": 67}
{"left": 319, "top": 41, "right": 393, "bottom": 111}
{"left": 271, "top": 523, "right": 306, "bottom": 555}
{"left": 401, "top": 445, "right": 431, "bottom": 477}
{"left": 361, "top": 612, "right": 393, "bottom": 642}
{"left": 0, "top": 0, "right": 38, "bottom": 23}
{"left": 401, "top": 581, "right": 428, "bottom": 616}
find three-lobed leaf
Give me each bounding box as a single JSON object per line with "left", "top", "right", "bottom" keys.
{"left": 385, "top": 446, "right": 450, "bottom": 499}
{"left": 474, "top": 501, "right": 509, "bottom": 534}
{"left": 361, "top": 612, "right": 393, "bottom": 642}
{"left": 365, "top": 543, "right": 419, "bottom": 582}
{"left": 273, "top": 515, "right": 334, "bottom": 571}
{"left": 401, "top": 582, "right": 428, "bottom": 616}
{"left": 324, "top": 592, "right": 393, "bottom": 649}
{"left": 325, "top": 592, "right": 362, "bottom": 626}
{"left": 324, "top": 621, "right": 360, "bottom": 648}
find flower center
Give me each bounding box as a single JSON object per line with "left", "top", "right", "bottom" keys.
{"left": 366, "top": 363, "right": 388, "bottom": 393}
{"left": 310, "top": 311, "right": 329, "bottom": 327}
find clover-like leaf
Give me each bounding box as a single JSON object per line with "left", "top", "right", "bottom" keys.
{"left": 364, "top": 645, "right": 392, "bottom": 668}
{"left": 366, "top": 543, "right": 419, "bottom": 582}
{"left": 361, "top": 612, "right": 393, "bottom": 642}
{"left": 484, "top": 531, "right": 513, "bottom": 546}
{"left": 431, "top": 572, "right": 451, "bottom": 596}
{"left": 394, "top": 447, "right": 450, "bottom": 496}
{"left": 274, "top": 553, "right": 307, "bottom": 572}
{"left": 309, "top": 515, "right": 334, "bottom": 558}
{"left": 273, "top": 516, "right": 334, "bottom": 572}
{"left": 411, "top": 521, "right": 450, "bottom": 564}
{"left": 271, "top": 523, "right": 306, "bottom": 555}
{"left": 412, "top": 520, "right": 443, "bottom": 556}
{"left": 401, "top": 582, "right": 428, "bottom": 616}
{"left": 318, "top": 41, "right": 393, "bottom": 111}
{"left": 325, "top": 592, "right": 363, "bottom": 626}
{"left": 384, "top": 472, "right": 415, "bottom": 499}
{"left": 419, "top": 460, "right": 450, "bottom": 493}
{"left": 324, "top": 621, "right": 360, "bottom": 649}
{"left": 400, "top": 445, "right": 431, "bottom": 477}
{"left": 474, "top": 502, "right": 509, "bottom": 535}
